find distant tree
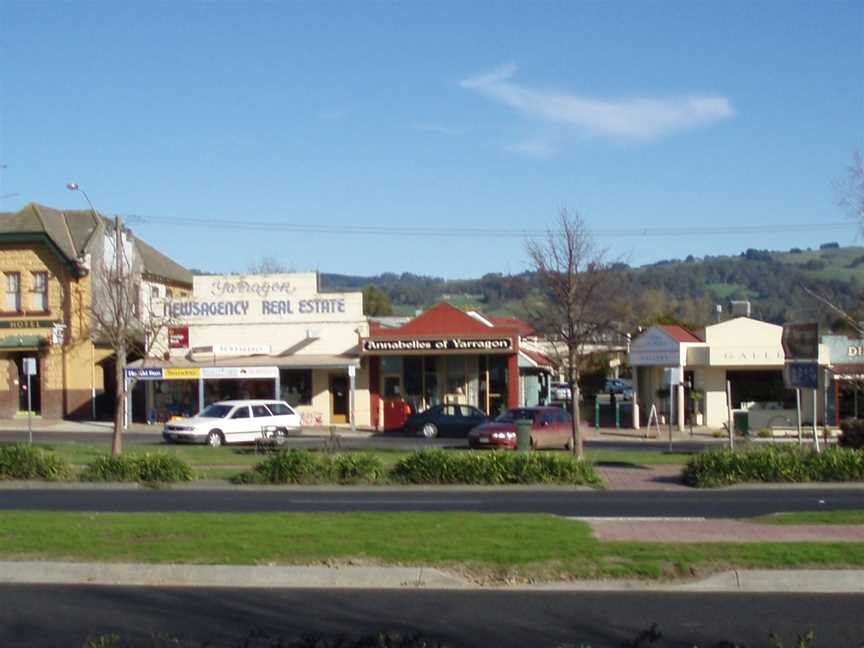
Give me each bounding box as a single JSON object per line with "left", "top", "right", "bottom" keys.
{"left": 247, "top": 256, "right": 290, "bottom": 274}
{"left": 525, "top": 209, "right": 627, "bottom": 458}
{"left": 362, "top": 284, "right": 394, "bottom": 316}
{"left": 819, "top": 242, "right": 840, "bottom": 250}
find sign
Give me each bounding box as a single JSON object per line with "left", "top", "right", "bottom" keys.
{"left": 168, "top": 327, "right": 189, "bottom": 349}
{"left": 22, "top": 357, "right": 37, "bottom": 376}
{"left": 708, "top": 346, "right": 785, "bottom": 366}
{"left": 163, "top": 367, "right": 201, "bottom": 380}
{"left": 0, "top": 319, "right": 57, "bottom": 329}
{"left": 784, "top": 362, "right": 819, "bottom": 389}
{"left": 213, "top": 343, "right": 271, "bottom": 356}
{"left": 125, "top": 367, "right": 164, "bottom": 380}
{"left": 782, "top": 323, "right": 819, "bottom": 360}
{"left": 361, "top": 337, "right": 514, "bottom": 355}
{"left": 348, "top": 365, "right": 356, "bottom": 377}
{"left": 201, "top": 366, "right": 279, "bottom": 379}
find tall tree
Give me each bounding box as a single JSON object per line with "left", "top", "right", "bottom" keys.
{"left": 526, "top": 209, "right": 627, "bottom": 457}
{"left": 363, "top": 284, "right": 394, "bottom": 316}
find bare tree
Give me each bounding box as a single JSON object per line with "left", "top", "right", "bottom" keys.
{"left": 91, "top": 217, "right": 175, "bottom": 455}
{"left": 247, "top": 256, "right": 290, "bottom": 274}
{"left": 526, "top": 209, "right": 627, "bottom": 457}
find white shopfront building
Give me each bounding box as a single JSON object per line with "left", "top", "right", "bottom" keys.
{"left": 629, "top": 317, "right": 826, "bottom": 431}
{"left": 128, "top": 272, "right": 370, "bottom": 428}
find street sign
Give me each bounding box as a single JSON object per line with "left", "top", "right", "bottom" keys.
{"left": 782, "top": 323, "right": 819, "bottom": 360}
{"left": 664, "top": 367, "right": 682, "bottom": 384}
{"left": 22, "top": 357, "right": 36, "bottom": 376}
{"left": 783, "top": 362, "right": 819, "bottom": 389}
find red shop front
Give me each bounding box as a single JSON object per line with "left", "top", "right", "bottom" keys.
{"left": 359, "top": 303, "right": 520, "bottom": 431}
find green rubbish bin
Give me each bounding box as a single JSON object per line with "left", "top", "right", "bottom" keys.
{"left": 516, "top": 419, "right": 532, "bottom": 451}
{"left": 733, "top": 411, "right": 750, "bottom": 436}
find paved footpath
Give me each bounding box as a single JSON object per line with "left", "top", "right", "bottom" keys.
{"left": 584, "top": 518, "right": 864, "bottom": 542}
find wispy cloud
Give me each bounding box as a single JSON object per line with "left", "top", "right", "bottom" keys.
{"left": 460, "top": 63, "right": 735, "bottom": 141}
{"left": 409, "top": 122, "right": 462, "bottom": 136}
{"left": 508, "top": 137, "right": 554, "bottom": 158}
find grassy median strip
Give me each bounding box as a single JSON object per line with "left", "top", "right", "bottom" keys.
{"left": 748, "top": 510, "right": 864, "bottom": 525}
{"left": 1, "top": 511, "right": 863, "bottom": 582}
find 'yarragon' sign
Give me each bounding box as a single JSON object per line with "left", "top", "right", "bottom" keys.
{"left": 361, "top": 337, "right": 513, "bottom": 354}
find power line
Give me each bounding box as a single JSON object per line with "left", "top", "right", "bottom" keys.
{"left": 127, "top": 214, "right": 856, "bottom": 239}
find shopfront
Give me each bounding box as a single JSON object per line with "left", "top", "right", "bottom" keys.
{"left": 629, "top": 317, "right": 818, "bottom": 431}
{"left": 360, "top": 303, "right": 521, "bottom": 431}
{"left": 821, "top": 335, "right": 864, "bottom": 425}
{"left": 130, "top": 272, "right": 370, "bottom": 428}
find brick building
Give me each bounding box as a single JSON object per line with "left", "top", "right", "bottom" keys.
{"left": 0, "top": 203, "right": 191, "bottom": 420}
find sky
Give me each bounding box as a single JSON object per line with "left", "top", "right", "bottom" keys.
{"left": 1, "top": 1, "right": 862, "bottom": 279}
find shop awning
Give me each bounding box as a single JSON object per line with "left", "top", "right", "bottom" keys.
{"left": 830, "top": 364, "right": 864, "bottom": 380}
{"left": 127, "top": 353, "right": 360, "bottom": 370}
{"left": 0, "top": 335, "right": 46, "bottom": 351}
{"left": 518, "top": 348, "right": 555, "bottom": 370}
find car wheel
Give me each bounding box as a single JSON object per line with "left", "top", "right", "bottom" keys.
{"left": 421, "top": 422, "right": 439, "bottom": 439}
{"left": 206, "top": 430, "right": 224, "bottom": 447}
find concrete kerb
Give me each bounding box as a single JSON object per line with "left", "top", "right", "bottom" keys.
{"left": 0, "top": 561, "right": 862, "bottom": 593}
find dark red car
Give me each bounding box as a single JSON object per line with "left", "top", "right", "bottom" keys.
{"left": 468, "top": 406, "right": 573, "bottom": 450}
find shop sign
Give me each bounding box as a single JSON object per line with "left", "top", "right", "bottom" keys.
{"left": 213, "top": 343, "right": 271, "bottom": 356}
{"left": 165, "top": 298, "right": 347, "bottom": 320}
{"left": 782, "top": 323, "right": 819, "bottom": 360}
{"left": 783, "top": 362, "right": 819, "bottom": 389}
{"left": 168, "top": 327, "right": 189, "bottom": 349}
{"left": 163, "top": 367, "right": 201, "bottom": 380}
{"left": 208, "top": 277, "right": 295, "bottom": 299}
{"left": 709, "top": 346, "right": 785, "bottom": 366}
{"left": 201, "top": 366, "right": 279, "bottom": 379}
{"left": 0, "top": 319, "right": 57, "bottom": 329}
{"left": 361, "top": 337, "right": 513, "bottom": 354}
{"left": 628, "top": 350, "right": 681, "bottom": 366}
{"left": 125, "top": 367, "right": 164, "bottom": 380}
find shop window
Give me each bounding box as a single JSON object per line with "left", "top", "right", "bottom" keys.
{"left": 404, "top": 357, "right": 423, "bottom": 413}
{"left": 384, "top": 376, "right": 401, "bottom": 397}
{"left": 424, "top": 357, "right": 440, "bottom": 408}
{"left": 727, "top": 370, "right": 794, "bottom": 409}
{"left": 30, "top": 272, "right": 48, "bottom": 311}
{"left": 446, "top": 356, "right": 467, "bottom": 399}
{"left": 281, "top": 369, "right": 312, "bottom": 406}
{"left": 5, "top": 272, "right": 21, "bottom": 312}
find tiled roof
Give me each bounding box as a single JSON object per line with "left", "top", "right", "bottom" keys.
{"left": 490, "top": 316, "right": 535, "bottom": 337}
{"left": 658, "top": 324, "right": 703, "bottom": 343}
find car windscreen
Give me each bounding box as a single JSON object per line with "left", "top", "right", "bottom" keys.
{"left": 495, "top": 408, "right": 537, "bottom": 423}
{"left": 199, "top": 404, "right": 233, "bottom": 418}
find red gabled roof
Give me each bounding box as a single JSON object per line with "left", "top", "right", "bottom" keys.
{"left": 371, "top": 302, "right": 517, "bottom": 337}
{"left": 521, "top": 347, "right": 555, "bottom": 368}
{"left": 658, "top": 324, "right": 703, "bottom": 343}
{"left": 490, "top": 316, "right": 535, "bottom": 337}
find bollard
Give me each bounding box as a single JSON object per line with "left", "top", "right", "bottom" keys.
{"left": 595, "top": 400, "right": 600, "bottom": 429}
{"left": 615, "top": 401, "right": 620, "bottom": 429}
{"left": 516, "top": 419, "right": 532, "bottom": 451}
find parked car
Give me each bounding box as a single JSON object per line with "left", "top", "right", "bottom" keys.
{"left": 468, "top": 406, "right": 573, "bottom": 450}
{"left": 604, "top": 378, "right": 634, "bottom": 399}
{"left": 162, "top": 399, "right": 301, "bottom": 447}
{"left": 405, "top": 403, "right": 488, "bottom": 438}
{"left": 551, "top": 382, "right": 572, "bottom": 402}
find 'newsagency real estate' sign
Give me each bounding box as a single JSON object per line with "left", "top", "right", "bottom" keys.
{"left": 361, "top": 337, "right": 514, "bottom": 355}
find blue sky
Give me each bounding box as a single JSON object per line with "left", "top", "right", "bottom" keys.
{"left": 1, "top": 1, "right": 862, "bottom": 279}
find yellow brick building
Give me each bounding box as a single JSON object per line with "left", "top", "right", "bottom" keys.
{"left": 0, "top": 203, "right": 191, "bottom": 420}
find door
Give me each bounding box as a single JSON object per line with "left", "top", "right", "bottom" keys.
{"left": 330, "top": 375, "right": 349, "bottom": 424}
{"left": 16, "top": 355, "right": 41, "bottom": 414}
{"left": 251, "top": 404, "right": 274, "bottom": 442}
{"left": 227, "top": 405, "right": 252, "bottom": 442}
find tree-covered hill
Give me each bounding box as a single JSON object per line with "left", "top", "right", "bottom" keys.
{"left": 320, "top": 243, "right": 864, "bottom": 329}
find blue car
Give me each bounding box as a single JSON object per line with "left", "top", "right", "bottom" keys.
{"left": 605, "top": 379, "right": 634, "bottom": 399}
{"left": 404, "top": 403, "right": 488, "bottom": 439}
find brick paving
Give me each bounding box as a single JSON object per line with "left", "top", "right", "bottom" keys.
{"left": 597, "top": 464, "right": 688, "bottom": 491}
{"left": 586, "top": 518, "right": 864, "bottom": 543}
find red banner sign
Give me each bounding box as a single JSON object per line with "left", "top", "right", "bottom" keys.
{"left": 168, "top": 326, "right": 189, "bottom": 349}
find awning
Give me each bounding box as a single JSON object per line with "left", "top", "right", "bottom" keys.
{"left": 0, "top": 335, "right": 46, "bottom": 351}
{"left": 518, "top": 348, "right": 555, "bottom": 370}
{"left": 127, "top": 353, "right": 359, "bottom": 370}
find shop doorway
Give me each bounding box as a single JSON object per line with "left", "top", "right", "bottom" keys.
{"left": 330, "top": 374, "right": 349, "bottom": 424}
{"left": 15, "top": 355, "right": 41, "bottom": 414}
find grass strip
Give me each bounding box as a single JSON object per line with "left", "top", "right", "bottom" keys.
{"left": 1, "top": 511, "right": 863, "bottom": 582}
{"left": 748, "top": 510, "right": 864, "bottom": 525}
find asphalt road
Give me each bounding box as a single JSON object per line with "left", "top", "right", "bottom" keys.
{"left": 0, "top": 428, "right": 720, "bottom": 453}
{"left": 0, "top": 585, "right": 861, "bottom": 647}
{"left": 1, "top": 487, "right": 861, "bottom": 517}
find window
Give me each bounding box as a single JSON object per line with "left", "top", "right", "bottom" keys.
{"left": 231, "top": 406, "right": 250, "bottom": 419}
{"left": 5, "top": 273, "right": 21, "bottom": 312}
{"left": 280, "top": 369, "right": 312, "bottom": 406}
{"left": 251, "top": 405, "right": 271, "bottom": 417}
{"left": 266, "top": 402, "right": 293, "bottom": 416}
{"left": 30, "top": 272, "right": 48, "bottom": 311}
{"left": 200, "top": 404, "right": 233, "bottom": 418}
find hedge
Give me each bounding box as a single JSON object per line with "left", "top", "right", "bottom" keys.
{"left": 233, "top": 450, "right": 385, "bottom": 485}
{"left": 0, "top": 444, "right": 73, "bottom": 481}
{"left": 81, "top": 452, "right": 194, "bottom": 484}
{"left": 682, "top": 445, "right": 864, "bottom": 488}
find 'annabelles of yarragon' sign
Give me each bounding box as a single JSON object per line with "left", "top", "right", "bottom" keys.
{"left": 361, "top": 338, "right": 513, "bottom": 354}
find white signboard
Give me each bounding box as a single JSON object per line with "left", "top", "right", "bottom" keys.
{"left": 708, "top": 346, "right": 785, "bottom": 366}
{"left": 213, "top": 344, "right": 271, "bottom": 356}
{"left": 22, "top": 357, "right": 37, "bottom": 376}
{"left": 201, "top": 366, "right": 279, "bottom": 380}
{"left": 628, "top": 328, "right": 684, "bottom": 366}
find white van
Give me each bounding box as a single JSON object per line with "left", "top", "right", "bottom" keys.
{"left": 162, "top": 399, "right": 302, "bottom": 447}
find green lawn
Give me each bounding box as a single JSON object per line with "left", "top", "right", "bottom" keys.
{"left": 749, "top": 511, "right": 864, "bottom": 526}
{"left": 0, "top": 511, "right": 862, "bottom": 583}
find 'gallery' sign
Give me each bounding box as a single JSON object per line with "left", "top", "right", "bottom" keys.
{"left": 362, "top": 337, "right": 513, "bottom": 355}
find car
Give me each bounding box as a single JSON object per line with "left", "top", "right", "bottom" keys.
{"left": 404, "top": 403, "right": 488, "bottom": 438}
{"left": 605, "top": 378, "right": 634, "bottom": 398}
{"left": 551, "top": 382, "right": 572, "bottom": 402}
{"left": 162, "top": 399, "right": 301, "bottom": 447}
{"left": 468, "top": 406, "right": 573, "bottom": 450}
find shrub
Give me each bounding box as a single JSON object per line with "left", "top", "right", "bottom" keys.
{"left": 682, "top": 445, "right": 864, "bottom": 488}
{"left": 391, "top": 449, "right": 601, "bottom": 486}
{"left": 0, "top": 444, "right": 73, "bottom": 481}
{"left": 234, "top": 449, "right": 325, "bottom": 484}
{"left": 839, "top": 419, "right": 864, "bottom": 449}
{"left": 81, "top": 453, "right": 193, "bottom": 483}
{"left": 327, "top": 452, "right": 386, "bottom": 484}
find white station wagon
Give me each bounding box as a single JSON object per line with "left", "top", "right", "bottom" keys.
{"left": 162, "top": 399, "right": 302, "bottom": 447}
